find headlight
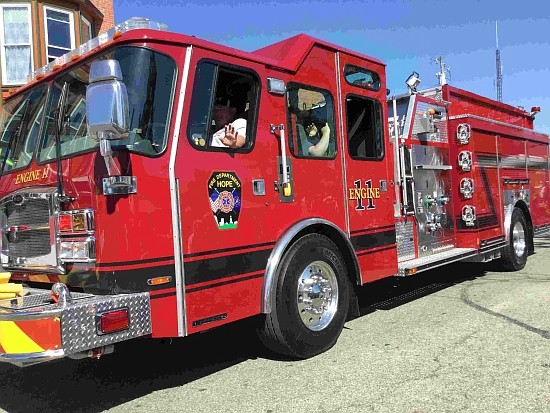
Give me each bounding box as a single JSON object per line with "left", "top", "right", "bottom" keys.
{"left": 58, "top": 237, "right": 95, "bottom": 262}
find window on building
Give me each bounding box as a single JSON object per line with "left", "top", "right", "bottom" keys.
{"left": 44, "top": 6, "right": 75, "bottom": 62}
{"left": 286, "top": 83, "right": 336, "bottom": 158}
{"left": 0, "top": 5, "right": 33, "bottom": 85}
{"left": 81, "top": 15, "right": 92, "bottom": 44}
{"left": 188, "top": 61, "right": 259, "bottom": 151}
{"left": 346, "top": 95, "right": 384, "bottom": 160}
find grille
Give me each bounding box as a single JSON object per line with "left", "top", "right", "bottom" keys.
{"left": 6, "top": 198, "right": 50, "bottom": 226}
{"left": 2, "top": 193, "right": 53, "bottom": 261}
{"left": 7, "top": 229, "right": 51, "bottom": 257}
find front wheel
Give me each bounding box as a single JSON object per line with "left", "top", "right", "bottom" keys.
{"left": 258, "top": 234, "right": 350, "bottom": 358}
{"left": 498, "top": 207, "right": 528, "bottom": 271}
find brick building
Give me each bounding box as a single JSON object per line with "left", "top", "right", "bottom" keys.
{"left": 0, "top": 0, "right": 114, "bottom": 101}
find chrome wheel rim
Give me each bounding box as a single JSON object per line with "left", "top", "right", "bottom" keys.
{"left": 512, "top": 222, "right": 526, "bottom": 258}
{"left": 297, "top": 260, "right": 339, "bottom": 331}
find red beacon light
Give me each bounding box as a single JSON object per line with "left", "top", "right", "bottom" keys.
{"left": 530, "top": 106, "right": 541, "bottom": 118}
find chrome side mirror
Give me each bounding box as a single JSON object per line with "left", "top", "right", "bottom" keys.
{"left": 86, "top": 59, "right": 129, "bottom": 140}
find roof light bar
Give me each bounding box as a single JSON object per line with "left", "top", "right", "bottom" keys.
{"left": 27, "top": 17, "right": 168, "bottom": 83}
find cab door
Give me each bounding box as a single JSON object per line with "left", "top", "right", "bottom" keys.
{"left": 337, "top": 54, "right": 397, "bottom": 283}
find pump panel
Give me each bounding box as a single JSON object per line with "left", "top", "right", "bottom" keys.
{"left": 411, "top": 145, "right": 455, "bottom": 257}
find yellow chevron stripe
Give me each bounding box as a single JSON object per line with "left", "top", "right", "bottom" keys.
{"left": 0, "top": 321, "right": 45, "bottom": 354}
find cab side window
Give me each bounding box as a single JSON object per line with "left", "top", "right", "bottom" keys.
{"left": 344, "top": 65, "right": 381, "bottom": 91}
{"left": 188, "top": 62, "right": 259, "bottom": 151}
{"left": 346, "top": 95, "right": 384, "bottom": 160}
{"left": 286, "top": 83, "right": 336, "bottom": 158}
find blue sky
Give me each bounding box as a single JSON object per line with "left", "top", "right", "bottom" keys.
{"left": 115, "top": 0, "right": 550, "bottom": 135}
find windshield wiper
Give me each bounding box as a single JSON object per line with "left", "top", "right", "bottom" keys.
{"left": 0, "top": 99, "right": 31, "bottom": 175}
{"left": 55, "top": 82, "right": 74, "bottom": 203}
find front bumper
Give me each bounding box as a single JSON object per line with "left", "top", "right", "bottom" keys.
{"left": 0, "top": 285, "right": 151, "bottom": 367}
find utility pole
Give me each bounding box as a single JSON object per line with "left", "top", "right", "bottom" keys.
{"left": 496, "top": 21, "right": 503, "bottom": 102}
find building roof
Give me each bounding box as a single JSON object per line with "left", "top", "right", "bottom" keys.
{"left": 71, "top": 0, "right": 104, "bottom": 19}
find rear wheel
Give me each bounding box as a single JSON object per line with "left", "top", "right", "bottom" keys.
{"left": 258, "top": 234, "right": 350, "bottom": 358}
{"left": 498, "top": 207, "right": 528, "bottom": 271}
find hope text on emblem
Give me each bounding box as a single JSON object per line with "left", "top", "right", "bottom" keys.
{"left": 207, "top": 171, "right": 242, "bottom": 230}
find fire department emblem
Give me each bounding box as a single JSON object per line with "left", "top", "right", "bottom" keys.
{"left": 208, "top": 171, "right": 242, "bottom": 230}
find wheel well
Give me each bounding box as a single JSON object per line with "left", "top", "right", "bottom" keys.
{"left": 262, "top": 220, "right": 361, "bottom": 316}
{"left": 289, "top": 223, "right": 360, "bottom": 286}
{"left": 515, "top": 200, "right": 534, "bottom": 254}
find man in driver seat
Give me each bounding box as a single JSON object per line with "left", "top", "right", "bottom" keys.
{"left": 210, "top": 104, "right": 247, "bottom": 149}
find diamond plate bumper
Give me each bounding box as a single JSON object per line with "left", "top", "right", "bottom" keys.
{"left": 0, "top": 286, "right": 151, "bottom": 367}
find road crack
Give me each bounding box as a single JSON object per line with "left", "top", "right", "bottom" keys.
{"left": 460, "top": 284, "right": 550, "bottom": 340}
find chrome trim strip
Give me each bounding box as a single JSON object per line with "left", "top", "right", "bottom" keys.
{"left": 520, "top": 140, "right": 529, "bottom": 177}
{"left": 3, "top": 224, "right": 51, "bottom": 233}
{"left": 169, "top": 45, "right": 192, "bottom": 337}
{"left": 402, "top": 94, "right": 416, "bottom": 139}
{"left": 496, "top": 134, "right": 503, "bottom": 233}
{"left": 391, "top": 97, "right": 401, "bottom": 216}
{"left": 335, "top": 52, "right": 350, "bottom": 236}
{"left": 0, "top": 349, "right": 65, "bottom": 367}
{"left": 448, "top": 113, "right": 538, "bottom": 133}
{"left": 0, "top": 308, "right": 63, "bottom": 321}
{"left": 400, "top": 248, "right": 491, "bottom": 277}
{"left": 261, "top": 218, "right": 358, "bottom": 313}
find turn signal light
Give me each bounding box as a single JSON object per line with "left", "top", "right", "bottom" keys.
{"left": 97, "top": 308, "right": 130, "bottom": 335}
{"left": 58, "top": 210, "right": 93, "bottom": 233}
{"left": 147, "top": 276, "right": 172, "bottom": 286}
{"left": 58, "top": 214, "right": 72, "bottom": 232}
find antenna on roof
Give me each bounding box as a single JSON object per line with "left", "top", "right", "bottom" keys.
{"left": 434, "top": 56, "right": 451, "bottom": 86}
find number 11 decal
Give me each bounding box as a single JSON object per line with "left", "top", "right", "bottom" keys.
{"left": 350, "top": 179, "right": 380, "bottom": 211}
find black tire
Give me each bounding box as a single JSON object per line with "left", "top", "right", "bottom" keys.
{"left": 498, "top": 207, "right": 528, "bottom": 271}
{"left": 258, "top": 233, "right": 350, "bottom": 359}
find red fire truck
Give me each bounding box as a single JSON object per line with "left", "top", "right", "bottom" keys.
{"left": 0, "top": 18, "right": 548, "bottom": 366}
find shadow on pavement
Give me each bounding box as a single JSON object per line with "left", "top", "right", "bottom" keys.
{"left": 354, "top": 261, "right": 487, "bottom": 316}
{"left": 0, "top": 317, "right": 261, "bottom": 413}
{"left": 534, "top": 237, "right": 550, "bottom": 249}
{"left": 0, "top": 257, "right": 509, "bottom": 413}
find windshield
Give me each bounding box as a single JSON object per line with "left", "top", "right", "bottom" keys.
{"left": 0, "top": 46, "right": 177, "bottom": 173}
{"left": 38, "top": 46, "right": 176, "bottom": 162}
{"left": 0, "top": 85, "right": 47, "bottom": 174}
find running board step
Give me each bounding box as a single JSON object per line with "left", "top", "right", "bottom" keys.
{"left": 397, "top": 248, "right": 477, "bottom": 277}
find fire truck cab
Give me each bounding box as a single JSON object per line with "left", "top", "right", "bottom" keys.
{"left": 0, "top": 18, "right": 548, "bottom": 366}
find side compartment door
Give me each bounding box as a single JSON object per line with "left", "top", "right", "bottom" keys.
{"left": 337, "top": 55, "right": 398, "bottom": 283}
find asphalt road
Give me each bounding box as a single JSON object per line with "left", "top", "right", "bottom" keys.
{"left": 1, "top": 237, "right": 549, "bottom": 413}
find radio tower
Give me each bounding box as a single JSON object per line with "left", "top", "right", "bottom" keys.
{"left": 496, "top": 21, "right": 503, "bottom": 102}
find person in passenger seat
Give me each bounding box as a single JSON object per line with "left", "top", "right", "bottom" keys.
{"left": 210, "top": 105, "right": 247, "bottom": 149}
{"left": 299, "top": 121, "right": 331, "bottom": 157}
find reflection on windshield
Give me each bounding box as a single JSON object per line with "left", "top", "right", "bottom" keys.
{"left": 38, "top": 71, "right": 97, "bottom": 163}
{"left": 0, "top": 85, "right": 47, "bottom": 174}
{"left": 38, "top": 46, "right": 177, "bottom": 162}
{"left": 0, "top": 46, "right": 177, "bottom": 175}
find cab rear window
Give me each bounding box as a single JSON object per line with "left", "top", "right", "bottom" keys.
{"left": 344, "top": 65, "right": 381, "bottom": 92}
